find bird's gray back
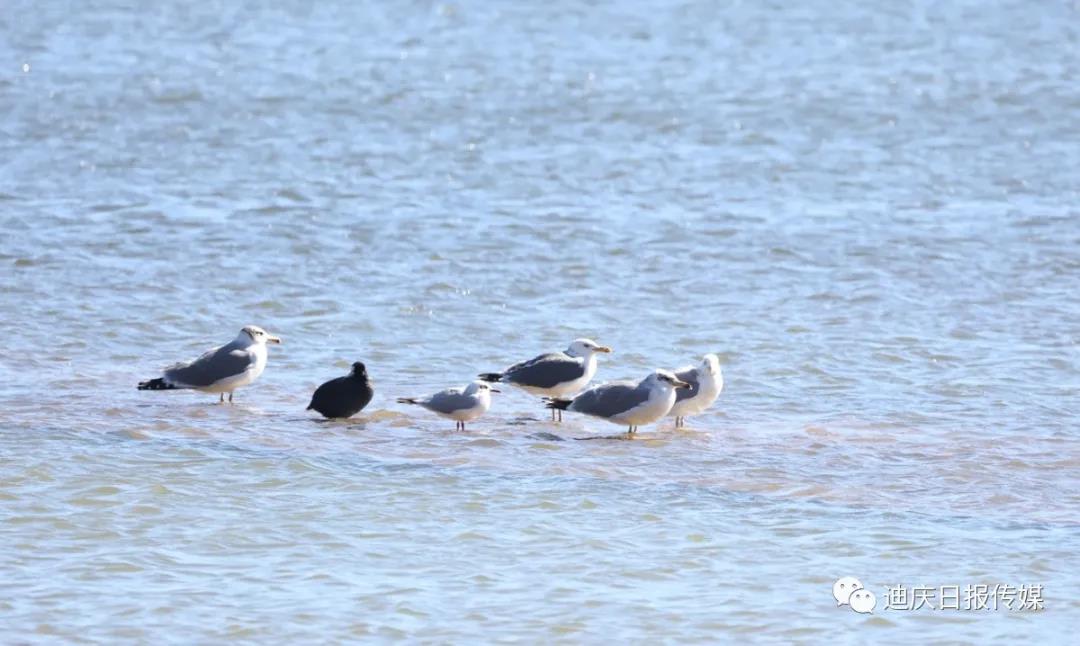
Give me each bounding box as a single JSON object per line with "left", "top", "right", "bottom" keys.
{"left": 673, "top": 366, "right": 701, "bottom": 403}
{"left": 504, "top": 352, "right": 584, "bottom": 388}
{"left": 165, "top": 340, "right": 254, "bottom": 387}
{"left": 424, "top": 389, "right": 476, "bottom": 414}
{"left": 571, "top": 380, "right": 651, "bottom": 417}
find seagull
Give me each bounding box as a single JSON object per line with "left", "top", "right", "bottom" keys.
{"left": 479, "top": 338, "right": 612, "bottom": 421}
{"left": 546, "top": 369, "right": 690, "bottom": 434}
{"left": 137, "top": 325, "right": 281, "bottom": 403}
{"left": 397, "top": 381, "right": 499, "bottom": 431}
{"left": 668, "top": 353, "right": 724, "bottom": 428}
{"left": 307, "top": 362, "right": 374, "bottom": 419}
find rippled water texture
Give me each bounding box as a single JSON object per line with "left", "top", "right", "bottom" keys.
{"left": 2, "top": 0, "right": 1079, "bottom": 641}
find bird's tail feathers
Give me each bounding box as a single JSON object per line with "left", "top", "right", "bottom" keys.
{"left": 545, "top": 398, "right": 572, "bottom": 411}
{"left": 397, "top": 397, "right": 419, "bottom": 405}
{"left": 137, "top": 378, "right": 175, "bottom": 391}
{"left": 478, "top": 372, "right": 503, "bottom": 383}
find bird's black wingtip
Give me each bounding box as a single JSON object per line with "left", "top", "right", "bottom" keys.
{"left": 478, "top": 372, "right": 503, "bottom": 383}
{"left": 137, "top": 378, "right": 174, "bottom": 391}
{"left": 544, "top": 398, "right": 572, "bottom": 411}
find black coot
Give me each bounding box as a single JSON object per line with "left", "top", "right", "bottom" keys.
{"left": 307, "top": 362, "right": 374, "bottom": 419}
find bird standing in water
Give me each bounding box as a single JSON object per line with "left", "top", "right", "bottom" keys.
{"left": 398, "top": 381, "right": 499, "bottom": 431}
{"left": 479, "top": 338, "right": 612, "bottom": 421}
{"left": 307, "top": 362, "right": 374, "bottom": 419}
{"left": 137, "top": 325, "right": 282, "bottom": 403}
{"left": 547, "top": 369, "right": 689, "bottom": 434}
{"left": 668, "top": 354, "right": 724, "bottom": 428}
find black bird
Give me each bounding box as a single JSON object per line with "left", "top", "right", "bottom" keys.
{"left": 307, "top": 362, "right": 374, "bottom": 419}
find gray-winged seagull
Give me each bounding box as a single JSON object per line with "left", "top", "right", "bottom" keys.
{"left": 397, "top": 381, "right": 499, "bottom": 431}
{"left": 668, "top": 353, "right": 724, "bottom": 428}
{"left": 479, "top": 338, "right": 612, "bottom": 421}
{"left": 546, "top": 369, "right": 689, "bottom": 434}
{"left": 137, "top": 325, "right": 282, "bottom": 402}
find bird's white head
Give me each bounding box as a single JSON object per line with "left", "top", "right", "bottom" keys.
{"left": 651, "top": 369, "right": 690, "bottom": 390}
{"left": 241, "top": 325, "right": 282, "bottom": 345}
{"left": 701, "top": 353, "right": 721, "bottom": 376}
{"left": 466, "top": 381, "right": 500, "bottom": 396}
{"left": 566, "top": 338, "right": 613, "bottom": 357}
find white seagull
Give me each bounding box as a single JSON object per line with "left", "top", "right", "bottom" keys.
{"left": 397, "top": 381, "right": 499, "bottom": 431}
{"left": 137, "top": 325, "right": 282, "bottom": 403}
{"left": 479, "top": 338, "right": 612, "bottom": 421}
{"left": 546, "top": 369, "right": 690, "bottom": 434}
{"left": 668, "top": 353, "right": 724, "bottom": 428}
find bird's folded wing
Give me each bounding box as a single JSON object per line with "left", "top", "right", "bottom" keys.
{"left": 505, "top": 353, "right": 583, "bottom": 388}
{"left": 572, "top": 381, "right": 643, "bottom": 416}
{"left": 164, "top": 342, "right": 254, "bottom": 388}
{"left": 425, "top": 390, "right": 474, "bottom": 413}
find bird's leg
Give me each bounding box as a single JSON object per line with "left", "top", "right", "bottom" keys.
{"left": 551, "top": 407, "right": 556, "bottom": 422}
{"left": 228, "top": 392, "right": 234, "bottom": 403}
{"left": 219, "top": 393, "right": 224, "bottom": 403}
{"left": 558, "top": 409, "right": 562, "bottom": 422}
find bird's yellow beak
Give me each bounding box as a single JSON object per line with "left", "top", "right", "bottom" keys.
{"left": 596, "top": 345, "right": 613, "bottom": 353}
{"left": 674, "top": 379, "right": 690, "bottom": 389}
{"left": 268, "top": 335, "right": 282, "bottom": 344}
